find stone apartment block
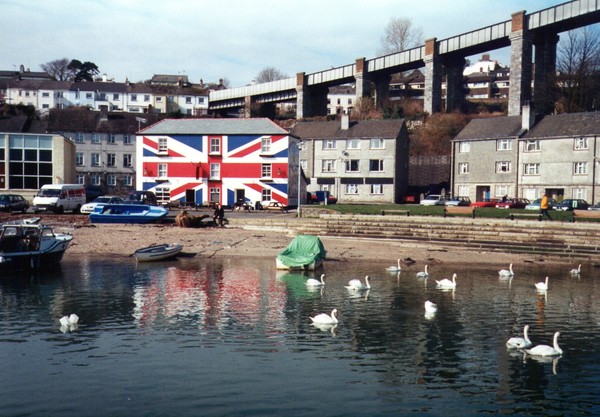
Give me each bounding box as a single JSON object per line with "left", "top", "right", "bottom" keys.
{"left": 452, "top": 107, "right": 600, "bottom": 204}
{"left": 290, "top": 115, "right": 409, "bottom": 204}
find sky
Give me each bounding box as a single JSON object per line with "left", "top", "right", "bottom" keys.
{"left": 2, "top": 0, "right": 562, "bottom": 87}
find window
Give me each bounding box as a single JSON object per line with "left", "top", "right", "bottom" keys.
{"left": 108, "top": 134, "right": 116, "bottom": 144}
{"left": 496, "top": 139, "right": 512, "bottom": 151}
{"left": 346, "top": 139, "right": 360, "bottom": 149}
{"left": 459, "top": 141, "right": 470, "bottom": 153}
{"left": 261, "top": 163, "right": 272, "bottom": 178}
{"left": 345, "top": 159, "right": 359, "bottom": 172}
{"left": 75, "top": 133, "right": 84, "bottom": 143}
{"left": 156, "top": 97, "right": 162, "bottom": 102}
{"left": 113, "top": 93, "right": 119, "bottom": 100}
{"left": 107, "top": 174, "right": 116, "bottom": 186}
{"left": 369, "top": 159, "right": 384, "bottom": 172}
{"left": 123, "top": 154, "right": 132, "bottom": 167}
{"left": 90, "top": 174, "right": 101, "bottom": 185}
{"left": 158, "top": 137, "right": 168, "bottom": 153}
{"left": 573, "top": 188, "right": 587, "bottom": 200}
{"left": 158, "top": 163, "right": 168, "bottom": 178}
{"left": 155, "top": 186, "right": 170, "bottom": 205}
{"left": 106, "top": 153, "right": 116, "bottom": 167}
{"left": 210, "top": 137, "right": 220, "bottom": 154}
{"left": 42, "top": 104, "right": 49, "bottom": 109}
{"left": 131, "top": 94, "right": 138, "bottom": 102}
{"left": 573, "top": 162, "right": 588, "bottom": 175}
{"left": 345, "top": 184, "right": 359, "bottom": 194}
{"left": 76, "top": 152, "right": 84, "bottom": 166}
{"left": 322, "top": 159, "right": 336, "bottom": 173}
{"left": 458, "top": 185, "right": 469, "bottom": 196}
{"left": 370, "top": 184, "right": 383, "bottom": 194}
{"left": 91, "top": 133, "right": 100, "bottom": 144}
{"left": 370, "top": 138, "right": 384, "bottom": 149}
{"left": 495, "top": 185, "right": 509, "bottom": 197}
{"left": 261, "top": 137, "right": 272, "bottom": 154}
{"left": 210, "top": 163, "right": 220, "bottom": 180}
{"left": 261, "top": 189, "right": 271, "bottom": 202}
{"left": 122, "top": 174, "right": 132, "bottom": 187}
{"left": 322, "top": 140, "right": 336, "bottom": 149}
{"left": 495, "top": 161, "right": 511, "bottom": 173}
{"left": 91, "top": 153, "right": 101, "bottom": 167}
{"left": 210, "top": 187, "right": 220, "bottom": 203}
{"left": 574, "top": 137, "right": 588, "bottom": 150}
{"left": 86, "top": 93, "right": 93, "bottom": 99}
{"left": 458, "top": 162, "right": 469, "bottom": 174}
{"left": 186, "top": 97, "right": 192, "bottom": 104}
{"left": 524, "top": 163, "right": 540, "bottom": 175}
{"left": 525, "top": 140, "right": 540, "bottom": 152}
{"left": 123, "top": 134, "right": 132, "bottom": 145}
{"left": 76, "top": 174, "right": 85, "bottom": 185}
{"left": 144, "top": 95, "right": 150, "bottom": 102}
{"left": 42, "top": 92, "right": 49, "bottom": 97}
{"left": 199, "top": 97, "right": 205, "bottom": 104}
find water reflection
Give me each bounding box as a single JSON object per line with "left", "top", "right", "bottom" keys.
{"left": 0, "top": 255, "right": 599, "bottom": 417}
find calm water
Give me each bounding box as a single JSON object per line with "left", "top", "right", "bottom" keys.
{"left": 1, "top": 254, "right": 599, "bottom": 417}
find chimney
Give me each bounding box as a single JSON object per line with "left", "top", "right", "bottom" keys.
{"left": 341, "top": 113, "right": 349, "bottom": 130}
{"left": 521, "top": 104, "right": 535, "bottom": 131}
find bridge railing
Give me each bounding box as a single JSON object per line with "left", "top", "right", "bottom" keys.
{"left": 439, "top": 20, "right": 511, "bottom": 54}
{"left": 528, "top": 0, "right": 600, "bottom": 29}
{"left": 307, "top": 64, "right": 356, "bottom": 85}
{"left": 210, "top": 77, "right": 296, "bottom": 101}
{"left": 367, "top": 46, "right": 425, "bottom": 72}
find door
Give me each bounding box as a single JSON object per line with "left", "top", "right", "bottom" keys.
{"left": 185, "top": 189, "right": 195, "bottom": 205}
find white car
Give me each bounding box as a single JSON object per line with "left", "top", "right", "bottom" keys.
{"left": 420, "top": 194, "right": 446, "bottom": 206}
{"left": 80, "top": 196, "right": 124, "bottom": 214}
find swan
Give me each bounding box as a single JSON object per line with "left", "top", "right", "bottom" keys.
{"left": 310, "top": 308, "right": 338, "bottom": 324}
{"left": 535, "top": 276, "right": 549, "bottom": 291}
{"left": 525, "top": 331, "right": 563, "bottom": 356}
{"left": 345, "top": 275, "right": 371, "bottom": 290}
{"left": 424, "top": 300, "right": 437, "bottom": 314}
{"left": 436, "top": 273, "right": 457, "bottom": 289}
{"left": 386, "top": 259, "right": 401, "bottom": 272}
{"left": 570, "top": 264, "right": 581, "bottom": 275}
{"left": 59, "top": 313, "right": 79, "bottom": 326}
{"left": 416, "top": 265, "right": 429, "bottom": 278}
{"left": 506, "top": 324, "right": 532, "bottom": 349}
{"left": 498, "top": 263, "right": 514, "bottom": 277}
{"left": 306, "top": 274, "right": 325, "bottom": 287}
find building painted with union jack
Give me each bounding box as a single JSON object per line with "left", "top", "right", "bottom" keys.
{"left": 137, "top": 118, "right": 299, "bottom": 207}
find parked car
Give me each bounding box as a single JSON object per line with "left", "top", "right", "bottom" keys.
{"left": 525, "top": 198, "right": 558, "bottom": 210}
{"left": 588, "top": 202, "right": 600, "bottom": 211}
{"left": 85, "top": 185, "right": 104, "bottom": 203}
{"left": 0, "top": 194, "right": 29, "bottom": 213}
{"left": 420, "top": 194, "right": 446, "bottom": 206}
{"left": 125, "top": 190, "right": 158, "bottom": 206}
{"left": 553, "top": 199, "right": 590, "bottom": 211}
{"left": 495, "top": 198, "right": 531, "bottom": 209}
{"left": 470, "top": 198, "right": 499, "bottom": 208}
{"left": 80, "top": 196, "right": 125, "bottom": 214}
{"left": 309, "top": 192, "right": 337, "bottom": 205}
{"left": 445, "top": 196, "right": 471, "bottom": 206}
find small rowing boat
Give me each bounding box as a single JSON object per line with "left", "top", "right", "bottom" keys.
{"left": 134, "top": 243, "right": 183, "bottom": 262}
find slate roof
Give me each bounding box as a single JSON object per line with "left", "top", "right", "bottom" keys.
{"left": 290, "top": 119, "right": 404, "bottom": 140}
{"left": 522, "top": 111, "right": 600, "bottom": 138}
{"left": 452, "top": 116, "right": 522, "bottom": 141}
{"left": 0, "top": 115, "right": 28, "bottom": 132}
{"left": 140, "top": 118, "right": 289, "bottom": 135}
{"left": 46, "top": 108, "right": 163, "bottom": 134}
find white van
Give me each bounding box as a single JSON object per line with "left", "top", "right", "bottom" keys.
{"left": 33, "top": 184, "right": 86, "bottom": 214}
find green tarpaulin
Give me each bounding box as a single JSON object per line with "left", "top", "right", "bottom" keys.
{"left": 276, "top": 235, "right": 326, "bottom": 268}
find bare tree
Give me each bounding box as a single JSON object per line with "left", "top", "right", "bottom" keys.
{"left": 254, "top": 67, "right": 288, "bottom": 84}
{"left": 40, "top": 58, "right": 74, "bottom": 81}
{"left": 556, "top": 26, "right": 600, "bottom": 113}
{"left": 379, "top": 17, "right": 424, "bottom": 55}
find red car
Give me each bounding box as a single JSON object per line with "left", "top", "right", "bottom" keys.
{"left": 470, "top": 198, "right": 499, "bottom": 208}
{"left": 495, "top": 198, "right": 531, "bottom": 209}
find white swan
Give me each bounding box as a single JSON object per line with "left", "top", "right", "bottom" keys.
{"left": 506, "top": 324, "right": 532, "bottom": 349}
{"left": 416, "top": 265, "right": 429, "bottom": 278}
{"left": 310, "top": 308, "right": 338, "bottom": 324}
{"left": 436, "top": 273, "right": 457, "bottom": 289}
{"left": 424, "top": 300, "right": 437, "bottom": 314}
{"left": 535, "top": 276, "right": 549, "bottom": 291}
{"left": 525, "top": 331, "right": 563, "bottom": 356}
{"left": 570, "top": 264, "right": 581, "bottom": 275}
{"left": 498, "top": 263, "right": 514, "bottom": 277}
{"left": 59, "top": 313, "right": 79, "bottom": 326}
{"left": 345, "top": 275, "right": 371, "bottom": 290}
{"left": 306, "top": 274, "right": 325, "bottom": 287}
{"left": 386, "top": 259, "right": 401, "bottom": 272}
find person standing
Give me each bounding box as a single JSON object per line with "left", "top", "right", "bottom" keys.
{"left": 540, "top": 193, "right": 552, "bottom": 220}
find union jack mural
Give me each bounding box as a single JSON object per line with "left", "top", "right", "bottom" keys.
{"left": 136, "top": 119, "right": 294, "bottom": 207}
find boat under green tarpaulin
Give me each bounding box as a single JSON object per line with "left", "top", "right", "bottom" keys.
{"left": 276, "top": 235, "right": 326, "bottom": 270}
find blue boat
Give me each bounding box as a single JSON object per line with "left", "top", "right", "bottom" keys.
{"left": 89, "top": 204, "right": 169, "bottom": 224}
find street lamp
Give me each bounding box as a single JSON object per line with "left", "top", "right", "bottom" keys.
{"left": 297, "top": 141, "right": 304, "bottom": 218}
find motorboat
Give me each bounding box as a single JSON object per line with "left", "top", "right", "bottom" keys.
{"left": 0, "top": 222, "right": 72, "bottom": 272}
{"left": 89, "top": 204, "right": 168, "bottom": 224}
{"left": 134, "top": 243, "right": 184, "bottom": 262}
{"left": 276, "top": 235, "right": 326, "bottom": 270}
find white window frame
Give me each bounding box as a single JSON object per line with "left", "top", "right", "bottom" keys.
{"left": 122, "top": 175, "right": 132, "bottom": 187}
{"left": 524, "top": 163, "right": 540, "bottom": 175}
{"left": 345, "top": 159, "right": 360, "bottom": 172}
{"left": 91, "top": 153, "right": 101, "bottom": 167}
{"left": 261, "top": 137, "right": 272, "bottom": 154}
{"left": 525, "top": 140, "right": 540, "bottom": 152}
{"left": 106, "top": 153, "right": 116, "bottom": 167}
{"left": 210, "top": 163, "right": 220, "bottom": 180}
{"left": 123, "top": 134, "right": 132, "bottom": 145}
{"left": 91, "top": 133, "right": 100, "bottom": 144}
{"left": 210, "top": 137, "right": 221, "bottom": 154}
{"left": 210, "top": 187, "right": 220, "bottom": 203}
{"left": 322, "top": 140, "right": 336, "bottom": 150}
{"left": 261, "top": 189, "right": 272, "bottom": 202}
{"left": 458, "top": 162, "right": 469, "bottom": 174}
{"left": 574, "top": 137, "right": 588, "bottom": 150}
{"left": 76, "top": 174, "right": 85, "bottom": 185}
{"left": 573, "top": 162, "right": 588, "bottom": 175}
{"left": 495, "top": 161, "right": 511, "bottom": 173}
{"left": 573, "top": 188, "right": 587, "bottom": 200}
{"left": 107, "top": 174, "right": 116, "bottom": 186}
{"left": 458, "top": 185, "right": 469, "bottom": 196}
{"left": 123, "top": 154, "right": 132, "bottom": 168}
{"left": 76, "top": 152, "right": 84, "bottom": 167}
{"left": 261, "top": 163, "right": 272, "bottom": 178}
{"left": 108, "top": 134, "right": 116, "bottom": 144}
{"left": 370, "top": 184, "right": 383, "bottom": 194}
{"left": 370, "top": 138, "right": 384, "bottom": 149}
{"left": 495, "top": 185, "right": 510, "bottom": 197}
{"left": 76, "top": 133, "right": 85, "bottom": 143}
{"left": 459, "top": 141, "right": 470, "bottom": 153}
{"left": 346, "top": 139, "right": 360, "bottom": 150}
{"left": 158, "top": 163, "right": 168, "bottom": 178}
{"left": 90, "top": 174, "right": 101, "bottom": 185}
{"left": 158, "top": 137, "right": 168, "bottom": 154}
{"left": 345, "top": 184, "right": 359, "bottom": 194}
{"left": 496, "top": 139, "right": 512, "bottom": 151}
{"left": 322, "top": 159, "right": 336, "bottom": 173}
{"left": 369, "top": 159, "right": 384, "bottom": 172}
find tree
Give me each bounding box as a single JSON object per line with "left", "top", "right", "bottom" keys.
{"left": 411, "top": 112, "right": 471, "bottom": 156}
{"left": 68, "top": 59, "right": 100, "bottom": 82}
{"left": 40, "top": 58, "right": 74, "bottom": 81}
{"left": 254, "top": 67, "right": 288, "bottom": 83}
{"left": 556, "top": 26, "right": 600, "bottom": 113}
{"left": 379, "top": 17, "right": 424, "bottom": 55}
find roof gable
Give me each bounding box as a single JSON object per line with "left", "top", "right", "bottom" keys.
{"left": 290, "top": 119, "right": 405, "bottom": 140}
{"left": 140, "top": 118, "right": 289, "bottom": 135}
{"left": 523, "top": 112, "right": 600, "bottom": 138}
{"left": 453, "top": 116, "right": 522, "bottom": 141}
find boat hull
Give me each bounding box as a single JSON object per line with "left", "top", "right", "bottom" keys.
{"left": 275, "top": 257, "right": 322, "bottom": 271}
{"left": 135, "top": 244, "right": 183, "bottom": 262}
{"left": 89, "top": 204, "right": 168, "bottom": 224}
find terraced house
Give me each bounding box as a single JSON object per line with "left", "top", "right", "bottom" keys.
{"left": 451, "top": 107, "right": 600, "bottom": 204}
